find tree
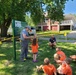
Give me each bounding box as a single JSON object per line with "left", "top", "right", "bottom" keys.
{"left": 0, "top": 0, "right": 43, "bottom": 36}
{"left": 43, "top": 0, "right": 68, "bottom": 21}
{"left": 0, "top": 0, "right": 72, "bottom": 36}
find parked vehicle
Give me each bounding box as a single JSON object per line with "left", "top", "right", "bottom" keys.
{"left": 29, "top": 27, "right": 36, "bottom": 36}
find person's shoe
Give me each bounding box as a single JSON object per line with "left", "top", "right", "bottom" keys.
{"left": 20, "top": 58, "right": 25, "bottom": 62}
{"left": 33, "top": 60, "right": 35, "bottom": 62}
{"left": 20, "top": 60, "right": 26, "bottom": 62}
{"left": 26, "top": 57, "right": 31, "bottom": 59}
{"left": 35, "top": 60, "right": 38, "bottom": 62}
{"left": 33, "top": 60, "right": 38, "bottom": 63}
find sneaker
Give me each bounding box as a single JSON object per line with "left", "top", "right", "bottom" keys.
{"left": 35, "top": 60, "right": 38, "bottom": 62}
{"left": 33, "top": 60, "right": 38, "bottom": 63}
{"left": 20, "top": 60, "right": 26, "bottom": 62}
{"left": 32, "top": 60, "right": 35, "bottom": 62}
{"left": 26, "top": 57, "right": 31, "bottom": 59}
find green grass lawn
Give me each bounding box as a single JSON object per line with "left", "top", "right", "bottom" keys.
{"left": 0, "top": 40, "right": 76, "bottom": 75}
{"left": 37, "top": 30, "right": 71, "bottom": 36}
{"left": 37, "top": 30, "right": 76, "bottom": 40}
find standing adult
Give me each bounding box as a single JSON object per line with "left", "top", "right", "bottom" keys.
{"left": 20, "top": 26, "right": 32, "bottom": 62}
{"left": 49, "top": 35, "right": 56, "bottom": 49}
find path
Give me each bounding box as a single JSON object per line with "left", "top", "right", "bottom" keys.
{"left": 39, "top": 37, "right": 76, "bottom": 44}
{"left": 38, "top": 31, "right": 76, "bottom": 44}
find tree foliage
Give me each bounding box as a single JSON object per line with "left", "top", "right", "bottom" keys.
{"left": 0, "top": 0, "right": 72, "bottom": 36}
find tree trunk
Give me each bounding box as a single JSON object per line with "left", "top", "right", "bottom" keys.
{"left": 1, "top": 25, "right": 8, "bottom": 37}
{"left": 1, "top": 18, "right": 11, "bottom": 37}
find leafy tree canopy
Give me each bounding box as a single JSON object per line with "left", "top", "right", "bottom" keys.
{"left": 0, "top": 0, "right": 73, "bottom": 36}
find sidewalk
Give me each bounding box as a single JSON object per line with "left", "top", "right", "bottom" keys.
{"left": 39, "top": 37, "right": 76, "bottom": 44}
{"left": 38, "top": 31, "right": 76, "bottom": 44}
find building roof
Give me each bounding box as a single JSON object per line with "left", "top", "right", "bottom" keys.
{"left": 64, "top": 14, "right": 76, "bottom": 22}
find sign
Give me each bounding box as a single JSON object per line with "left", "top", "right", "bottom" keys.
{"left": 12, "top": 20, "right": 28, "bottom": 60}
{"left": 14, "top": 20, "right": 27, "bottom": 36}
{"left": 64, "top": 32, "right": 67, "bottom": 36}
{"left": 64, "top": 32, "right": 67, "bottom": 42}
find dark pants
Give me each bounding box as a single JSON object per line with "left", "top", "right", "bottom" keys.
{"left": 20, "top": 41, "right": 28, "bottom": 61}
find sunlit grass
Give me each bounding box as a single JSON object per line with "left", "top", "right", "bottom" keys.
{"left": 0, "top": 40, "right": 76, "bottom": 75}
{"left": 1, "top": 43, "right": 13, "bottom": 48}
{"left": 0, "top": 54, "right": 6, "bottom": 56}
{"left": 0, "top": 64, "right": 5, "bottom": 69}
{"left": 37, "top": 30, "right": 70, "bottom": 35}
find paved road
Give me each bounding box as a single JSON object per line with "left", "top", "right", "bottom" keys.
{"left": 38, "top": 31, "right": 76, "bottom": 44}
{"left": 54, "top": 31, "right": 76, "bottom": 39}
{"left": 67, "top": 31, "right": 76, "bottom": 38}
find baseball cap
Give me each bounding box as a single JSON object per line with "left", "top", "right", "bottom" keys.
{"left": 25, "top": 26, "right": 31, "bottom": 30}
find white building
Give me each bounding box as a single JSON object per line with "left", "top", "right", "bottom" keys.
{"left": 60, "top": 14, "right": 76, "bottom": 30}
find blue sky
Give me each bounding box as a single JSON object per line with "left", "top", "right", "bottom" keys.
{"left": 64, "top": 0, "right": 76, "bottom": 14}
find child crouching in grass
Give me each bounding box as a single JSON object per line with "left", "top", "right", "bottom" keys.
{"left": 57, "top": 58, "right": 72, "bottom": 75}
{"left": 30, "top": 38, "right": 39, "bottom": 62}
{"left": 36, "top": 58, "right": 57, "bottom": 75}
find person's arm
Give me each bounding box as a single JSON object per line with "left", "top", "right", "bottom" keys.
{"left": 54, "top": 72, "right": 57, "bottom": 75}
{"left": 53, "top": 65, "right": 57, "bottom": 75}
{"left": 49, "top": 38, "right": 52, "bottom": 43}
{"left": 49, "top": 38, "right": 51, "bottom": 42}
{"left": 57, "top": 65, "right": 63, "bottom": 74}
{"left": 36, "top": 43, "right": 39, "bottom": 48}
{"left": 23, "top": 34, "right": 33, "bottom": 39}
{"left": 54, "top": 37, "right": 56, "bottom": 42}
{"left": 56, "top": 60, "right": 62, "bottom": 64}
{"left": 57, "top": 65, "right": 66, "bottom": 75}
{"left": 36, "top": 65, "right": 43, "bottom": 71}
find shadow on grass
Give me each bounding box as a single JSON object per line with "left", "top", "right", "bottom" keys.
{"left": 0, "top": 41, "right": 39, "bottom": 75}
{"left": 0, "top": 40, "right": 76, "bottom": 75}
